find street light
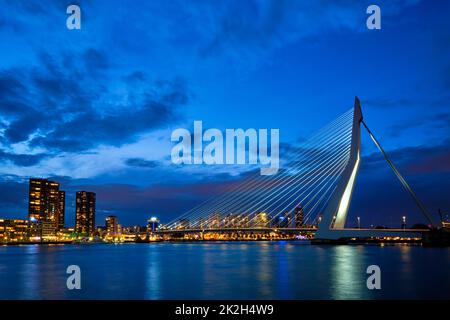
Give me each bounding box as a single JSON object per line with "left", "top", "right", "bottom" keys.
{"left": 149, "top": 217, "right": 158, "bottom": 232}
{"left": 402, "top": 216, "right": 406, "bottom": 229}
{"left": 357, "top": 216, "right": 361, "bottom": 229}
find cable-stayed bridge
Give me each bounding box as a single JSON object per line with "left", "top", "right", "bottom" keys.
{"left": 161, "top": 97, "right": 436, "bottom": 241}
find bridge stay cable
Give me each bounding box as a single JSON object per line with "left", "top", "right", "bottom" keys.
{"left": 361, "top": 120, "right": 436, "bottom": 227}
{"left": 167, "top": 110, "right": 353, "bottom": 229}
{"left": 165, "top": 109, "right": 353, "bottom": 228}
{"left": 168, "top": 109, "right": 353, "bottom": 230}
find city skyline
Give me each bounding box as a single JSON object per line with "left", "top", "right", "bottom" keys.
{"left": 0, "top": 0, "right": 449, "bottom": 227}
{"left": 2, "top": 157, "right": 441, "bottom": 239}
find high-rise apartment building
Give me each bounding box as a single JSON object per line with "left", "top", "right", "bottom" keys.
{"left": 28, "top": 178, "right": 65, "bottom": 237}
{"left": 75, "top": 191, "right": 96, "bottom": 235}
{"left": 106, "top": 215, "right": 118, "bottom": 236}
{"left": 294, "top": 205, "right": 304, "bottom": 228}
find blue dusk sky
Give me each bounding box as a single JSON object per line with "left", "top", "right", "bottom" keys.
{"left": 0, "top": 0, "right": 449, "bottom": 227}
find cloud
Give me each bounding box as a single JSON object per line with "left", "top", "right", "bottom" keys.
{"left": 361, "top": 139, "right": 450, "bottom": 175}
{"left": 125, "top": 158, "right": 160, "bottom": 168}
{"left": 0, "top": 50, "right": 189, "bottom": 154}
{"left": 0, "top": 150, "right": 49, "bottom": 167}
{"left": 388, "top": 112, "right": 450, "bottom": 137}
{"left": 192, "top": 0, "right": 424, "bottom": 68}
{"left": 83, "top": 48, "right": 109, "bottom": 75}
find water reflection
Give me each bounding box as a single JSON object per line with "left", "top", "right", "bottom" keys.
{"left": 255, "top": 242, "right": 273, "bottom": 299}
{"left": 145, "top": 245, "right": 161, "bottom": 299}
{"left": 21, "top": 246, "right": 41, "bottom": 299}
{"left": 0, "top": 243, "right": 448, "bottom": 299}
{"left": 330, "top": 246, "right": 365, "bottom": 299}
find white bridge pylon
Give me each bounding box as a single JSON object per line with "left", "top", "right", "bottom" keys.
{"left": 315, "top": 97, "right": 437, "bottom": 241}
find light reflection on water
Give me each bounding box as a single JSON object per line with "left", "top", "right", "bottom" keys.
{"left": 145, "top": 246, "right": 161, "bottom": 300}
{"left": 330, "top": 246, "right": 365, "bottom": 299}
{"left": 0, "top": 242, "right": 448, "bottom": 300}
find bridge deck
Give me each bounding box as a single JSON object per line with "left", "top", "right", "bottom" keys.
{"left": 155, "top": 227, "right": 428, "bottom": 235}
{"left": 155, "top": 227, "right": 317, "bottom": 234}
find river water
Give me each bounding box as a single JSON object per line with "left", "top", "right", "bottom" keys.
{"left": 0, "top": 241, "right": 449, "bottom": 299}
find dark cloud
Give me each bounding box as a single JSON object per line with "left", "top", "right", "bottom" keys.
{"left": 0, "top": 70, "right": 31, "bottom": 117}
{"left": 0, "top": 50, "right": 189, "bottom": 153}
{"left": 125, "top": 158, "right": 160, "bottom": 168}
{"left": 122, "top": 71, "right": 146, "bottom": 83}
{"left": 0, "top": 150, "right": 49, "bottom": 167}
{"left": 31, "top": 94, "right": 181, "bottom": 152}
{"left": 3, "top": 113, "right": 41, "bottom": 143}
{"left": 83, "top": 48, "right": 109, "bottom": 77}
{"left": 388, "top": 112, "right": 450, "bottom": 137}
{"left": 362, "top": 139, "right": 450, "bottom": 175}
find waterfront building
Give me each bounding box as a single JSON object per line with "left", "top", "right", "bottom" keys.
{"left": 294, "top": 205, "right": 304, "bottom": 228}
{"left": 121, "top": 231, "right": 137, "bottom": 242}
{"left": 95, "top": 226, "right": 107, "bottom": 238}
{"left": 0, "top": 219, "right": 28, "bottom": 242}
{"left": 238, "top": 214, "right": 250, "bottom": 228}
{"left": 106, "top": 215, "right": 119, "bottom": 236}
{"left": 224, "top": 214, "right": 240, "bottom": 228}
{"left": 208, "top": 213, "right": 221, "bottom": 229}
{"left": 28, "top": 178, "right": 65, "bottom": 237}
{"left": 254, "top": 212, "right": 269, "bottom": 228}
{"left": 41, "top": 220, "right": 58, "bottom": 239}
{"left": 75, "top": 191, "right": 96, "bottom": 235}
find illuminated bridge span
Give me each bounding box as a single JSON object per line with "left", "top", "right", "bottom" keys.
{"left": 164, "top": 97, "right": 437, "bottom": 241}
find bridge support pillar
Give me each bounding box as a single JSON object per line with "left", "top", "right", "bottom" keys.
{"left": 315, "top": 97, "right": 362, "bottom": 240}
